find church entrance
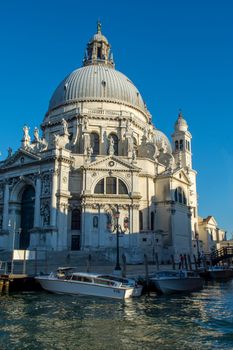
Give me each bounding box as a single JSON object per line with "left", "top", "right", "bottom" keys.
{"left": 20, "top": 185, "right": 35, "bottom": 249}
{"left": 71, "top": 235, "right": 80, "bottom": 250}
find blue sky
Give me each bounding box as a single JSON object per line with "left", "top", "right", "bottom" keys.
{"left": 0, "top": 0, "right": 233, "bottom": 236}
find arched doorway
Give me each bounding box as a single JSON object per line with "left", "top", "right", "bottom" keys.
{"left": 20, "top": 185, "right": 35, "bottom": 249}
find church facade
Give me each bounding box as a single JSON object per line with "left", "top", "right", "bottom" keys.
{"left": 0, "top": 24, "right": 199, "bottom": 262}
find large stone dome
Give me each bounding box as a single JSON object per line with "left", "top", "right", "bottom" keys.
{"left": 48, "top": 65, "right": 146, "bottom": 113}
{"left": 48, "top": 23, "right": 147, "bottom": 115}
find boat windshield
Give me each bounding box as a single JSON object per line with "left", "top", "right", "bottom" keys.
{"left": 93, "top": 278, "right": 117, "bottom": 286}
{"left": 70, "top": 275, "right": 93, "bottom": 283}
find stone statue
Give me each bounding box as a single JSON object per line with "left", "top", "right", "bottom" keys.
{"left": 143, "top": 127, "right": 148, "bottom": 138}
{"left": 7, "top": 147, "right": 13, "bottom": 158}
{"left": 108, "top": 136, "right": 114, "bottom": 155}
{"left": 34, "top": 127, "right": 40, "bottom": 142}
{"left": 61, "top": 118, "right": 69, "bottom": 135}
{"left": 83, "top": 133, "right": 91, "bottom": 155}
{"left": 23, "top": 125, "right": 30, "bottom": 141}
{"left": 21, "top": 125, "right": 31, "bottom": 149}
{"left": 53, "top": 134, "right": 60, "bottom": 147}
{"left": 127, "top": 135, "right": 134, "bottom": 153}
{"left": 87, "top": 146, "right": 93, "bottom": 160}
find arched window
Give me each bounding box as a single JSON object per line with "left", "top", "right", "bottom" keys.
{"left": 94, "top": 178, "right": 104, "bottom": 194}
{"left": 90, "top": 132, "right": 99, "bottom": 155}
{"left": 106, "top": 177, "right": 117, "bottom": 194}
{"left": 178, "top": 188, "right": 183, "bottom": 203}
{"left": 174, "top": 188, "right": 178, "bottom": 202}
{"left": 151, "top": 212, "right": 154, "bottom": 231}
{"left": 179, "top": 140, "right": 183, "bottom": 151}
{"left": 109, "top": 133, "right": 118, "bottom": 155}
{"left": 71, "top": 209, "right": 81, "bottom": 230}
{"left": 94, "top": 177, "right": 128, "bottom": 195}
{"left": 174, "top": 187, "right": 187, "bottom": 205}
{"left": 175, "top": 140, "right": 179, "bottom": 151}
{"left": 139, "top": 210, "right": 143, "bottom": 231}
{"left": 118, "top": 179, "right": 128, "bottom": 194}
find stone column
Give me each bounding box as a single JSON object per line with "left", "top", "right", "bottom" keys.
{"left": 2, "top": 182, "right": 9, "bottom": 230}
{"left": 81, "top": 203, "right": 86, "bottom": 249}
{"left": 130, "top": 204, "right": 140, "bottom": 247}
{"left": 57, "top": 202, "right": 69, "bottom": 250}
{"left": 34, "top": 175, "right": 41, "bottom": 227}
{"left": 51, "top": 170, "right": 58, "bottom": 227}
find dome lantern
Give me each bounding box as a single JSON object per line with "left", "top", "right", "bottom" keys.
{"left": 83, "top": 21, "right": 115, "bottom": 68}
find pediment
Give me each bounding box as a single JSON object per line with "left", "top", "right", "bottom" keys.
{"left": 1, "top": 148, "right": 41, "bottom": 168}
{"left": 84, "top": 155, "right": 141, "bottom": 173}
{"left": 205, "top": 216, "right": 218, "bottom": 226}
{"left": 172, "top": 169, "right": 191, "bottom": 185}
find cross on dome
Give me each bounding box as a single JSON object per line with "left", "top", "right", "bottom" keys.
{"left": 97, "top": 20, "right": 102, "bottom": 34}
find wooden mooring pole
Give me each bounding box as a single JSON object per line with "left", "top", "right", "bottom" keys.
{"left": 144, "top": 254, "right": 150, "bottom": 296}
{"left": 187, "top": 254, "right": 192, "bottom": 270}
{"left": 122, "top": 254, "right": 126, "bottom": 278}
{"left": 171, "top": 255, "right": 175, "bottom": 270}
{"left": 86, "top": 254, "right": 92, "bottom": 273}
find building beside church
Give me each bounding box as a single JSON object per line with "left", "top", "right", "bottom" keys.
{"left": 196, "top": 216, "right": 226, "bottom": 254}
{"left": 0, "top": 23, "right": 201, "bottom": 262}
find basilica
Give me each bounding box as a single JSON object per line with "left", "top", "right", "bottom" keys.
{"left": 0, "top": 23, "right": 200, "bottom": 263}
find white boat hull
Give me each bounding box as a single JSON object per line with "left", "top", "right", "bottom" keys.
{"left": 151, "top": 277, "right": 203, "bottom": 295}
{"left": 35, "top": 276, "right": 134, "bottom": 300}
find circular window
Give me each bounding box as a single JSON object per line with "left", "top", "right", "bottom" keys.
{"left": 108, "top": 161, "right": 115, "bottom": 167}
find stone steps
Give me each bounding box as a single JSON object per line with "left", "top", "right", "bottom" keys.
{"left": 0, "top": 249, "right": 113, "bottom": 275}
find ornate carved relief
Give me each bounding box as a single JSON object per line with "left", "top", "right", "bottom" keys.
{"left": 40, "top": 200, "right": 50, "bottom": 226}
{"left": 41, "top": 173, "right": 51, "bottom": 196}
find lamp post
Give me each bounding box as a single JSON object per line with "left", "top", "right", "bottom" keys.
{"left": 8, "top": 219, "right": 16, "bottom": 274}
{"left": 113, "top": 208, "right": 121, "bottom": 272}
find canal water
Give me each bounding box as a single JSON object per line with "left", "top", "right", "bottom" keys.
{"left": 0, "top": 280, "right": 233, "bottom": 350}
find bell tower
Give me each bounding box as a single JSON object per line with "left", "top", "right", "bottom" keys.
{"left": 172, "top": 111, "right": 192, "bottom": 169}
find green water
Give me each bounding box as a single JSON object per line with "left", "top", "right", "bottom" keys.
{"left": 0, "top": 280, "right": 233, "bottom": 350}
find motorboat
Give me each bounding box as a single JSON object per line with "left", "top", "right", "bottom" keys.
{"left": 149, "top": 270, "right": 203, "bottom": 295}
{"left": 35, "top": 267, "right": 142, "bottom": 300}
{"left": 199, "top": 266, "right": 233, "bottom": 280}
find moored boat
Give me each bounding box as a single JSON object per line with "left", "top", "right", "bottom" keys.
{"left": 199, "top": 266, "right": 233, "bottom": 280}
{"left": 149, "top": 270, "right": 203, "bottom": 295}
{"left": 35, "top": 267, "right": 142, "bottom": 300}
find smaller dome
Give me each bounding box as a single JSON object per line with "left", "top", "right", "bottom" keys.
{"left": 175, "top": 112, "right": 188, "bottom": 132}
{"left": 91, "top": 32, "right": 109, "bottom": 44}
{"left": 90, "top": 21, "right": 109, "bottom": 45}
{"left": 153, "top": 129, "right": 172, "bottom": 153}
